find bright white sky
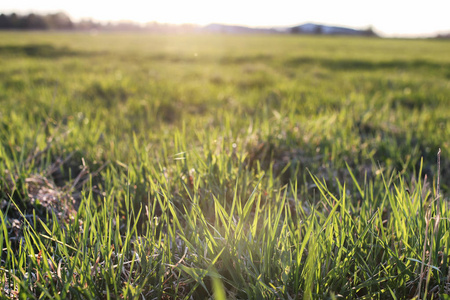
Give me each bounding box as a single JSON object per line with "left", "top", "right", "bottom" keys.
{"left": 2, "top": 0, "right": 450, "bottom": 37}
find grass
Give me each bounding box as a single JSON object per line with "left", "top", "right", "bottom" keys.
{"left": 0, "top": 31, "right": 450, "bottom": 299}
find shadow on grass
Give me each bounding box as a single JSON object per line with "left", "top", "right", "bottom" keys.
{"left": 246, "top": 124, "right": 447, "bottom": 198}
{"left": 0, "top": 44, "right": 96, "bottom": 58}
{"left": 286, "top": 56, "right": 449, "bottom": 72}
{"left": 220, "top": 54, "right": 274, "bottom": 64}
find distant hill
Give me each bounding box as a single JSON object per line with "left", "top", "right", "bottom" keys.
{"left": 290, "top": 23, "right": 377, "bottom": 36}
{"left": 201, "top": 23, "right": 280, "bottom": 34}
{"left": 200, "top": 22, "right": 377, "bottom": 37}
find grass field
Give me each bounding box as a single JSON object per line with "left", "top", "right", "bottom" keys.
{"left": 1, "top": 32, "right": 450, "bottom": 299}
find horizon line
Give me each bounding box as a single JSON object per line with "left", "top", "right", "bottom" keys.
{"left": 1, "top": 9, "right": 450, "bottom": 38}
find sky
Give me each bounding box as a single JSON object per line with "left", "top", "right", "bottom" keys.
{"left": 2, "top": 0, "right": 450, "bottom": 37}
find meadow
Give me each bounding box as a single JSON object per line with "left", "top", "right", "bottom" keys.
{"left": 0, "top": 32, "right": 450, "bottom": 299}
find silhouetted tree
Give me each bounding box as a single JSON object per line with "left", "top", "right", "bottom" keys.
{"left": 46, "top": 12, "right": 73, "bottom": 29}
{"left": 363, "top": 26, "right": 377, "bottom": 37}
{"left": 0, "top": 14, "right": 11, "bottom": 28}
{"left": 24, "top": 13, "right": 47, "bottom": 29}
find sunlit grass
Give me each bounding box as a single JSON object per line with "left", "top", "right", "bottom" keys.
{"left": 0, "top": 32, "right": 450, "bottom": 298}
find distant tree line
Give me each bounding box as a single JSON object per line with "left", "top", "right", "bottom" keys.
{"left": 435, "top": 33, "right": 450, "bottom": 39}
{"left": 0, "top": 12, "right": 198, "bottom": 33}
{"left": 0, "top": 12, "right": 74, "bottom": 30}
